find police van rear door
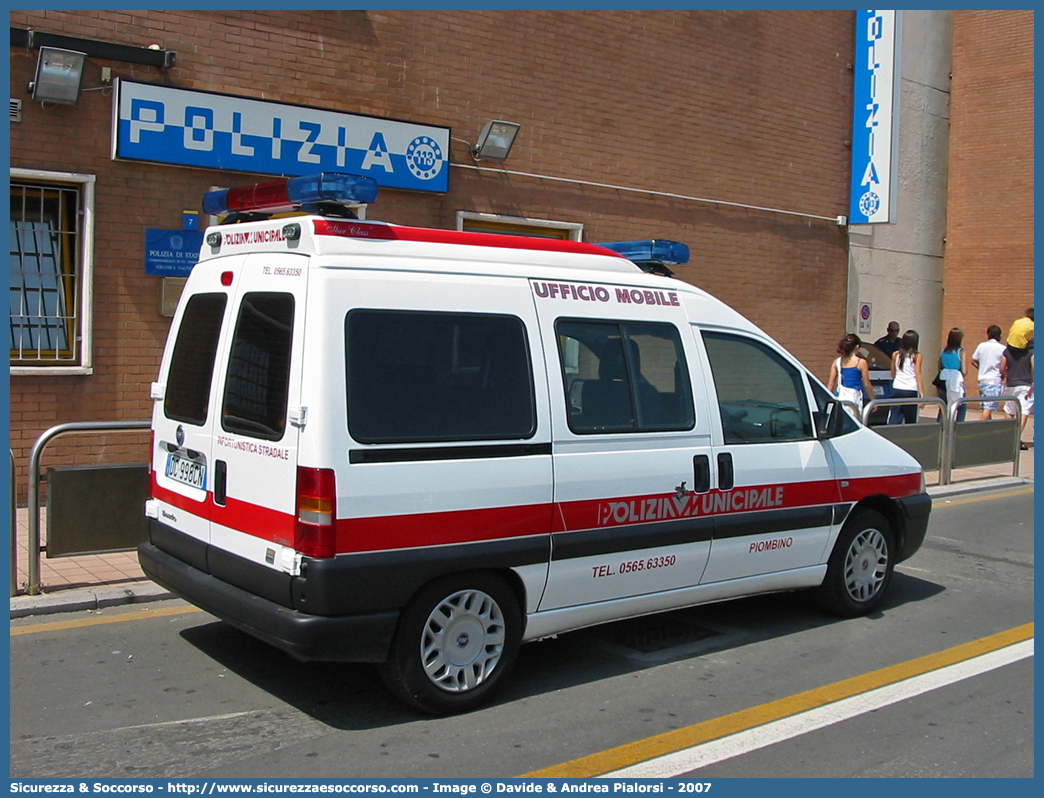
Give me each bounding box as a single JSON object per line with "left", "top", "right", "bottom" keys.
{"left": 151, "top": 256, "right": 245, "bottom": 546}
{"left": 206, "top": 251, "right": 309, "bottom": 572}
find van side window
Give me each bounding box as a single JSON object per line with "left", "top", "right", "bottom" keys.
{"left": 702, "top": 331, "right": 813, "bottom": 443}
{"left": 221, "top": 293, "right": 295, "bottom": 441}
{"left": 164, "top": 293, "right": 228, "bottom": 426}
{"left": 556, "top": 320, "right": 695, "bottom": 433}
{"left": 346, "top": 311, "right": 536, "bottom": 443}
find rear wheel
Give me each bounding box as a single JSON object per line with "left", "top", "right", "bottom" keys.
{"left": 378, "top": 572, "right": 522, "bottom": 714}
{"left": 815, "top": 509, "right": 895, "bottom": 616}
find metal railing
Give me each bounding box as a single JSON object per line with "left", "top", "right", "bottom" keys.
{"left": 23, "top": 421, "right": 150, "bottom": 595}
{"left": 862, "top": 395, "right": 947, "bottom": 426}
{"left": 10, "top": 449, "right": 17, "bottom": 598}
{"left": 940, "top": 396, "right": 1022, "bottom": 485}
{"left": 862, "top": 395, "right": 1023, "bottom": 485}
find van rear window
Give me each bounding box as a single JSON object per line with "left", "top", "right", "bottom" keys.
{"left": 221, "top": 293, "right": 295, "bottom": 441}
{"left": 164, "top": 293, "right": 227, "bottom": 426}
{"left": 346, "top": 311, "right": 536, "bottom": 443}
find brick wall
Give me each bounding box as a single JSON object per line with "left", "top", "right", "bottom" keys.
{"left": 10, "top": 10, "right": 854, "bottom": 496}
{"left": 944, "top": 10, "right": 1034, "bottom": 385}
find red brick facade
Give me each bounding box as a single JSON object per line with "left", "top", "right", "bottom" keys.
{"left": 10, "top": 10, "right": 855, "bottom": 494}
{"left": 944, "top": 10, "right": 1034, "bottom": 381}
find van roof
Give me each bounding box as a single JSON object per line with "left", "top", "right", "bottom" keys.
{"left": 200, "top": 216, "right": 643, "bottom": 275}
{"left": 197, "top": 216, "right": 766, "bottom": 345}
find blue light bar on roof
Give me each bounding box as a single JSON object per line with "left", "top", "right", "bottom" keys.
{"left": 202, "top": 172, "right": 380, "bottom": 216}
{"left": 596, "top": 239, "right": 690, "bottom": 266}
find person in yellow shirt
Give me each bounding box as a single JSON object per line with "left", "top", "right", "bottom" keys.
{"left": 1008, "top": 307, "right": 1034, "bottom": 348}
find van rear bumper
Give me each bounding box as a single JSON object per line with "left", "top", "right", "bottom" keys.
{"left": 138, "top": 541, "right": 398, "bottom": 663}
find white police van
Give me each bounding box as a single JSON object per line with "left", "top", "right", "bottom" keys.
{"left": 140, "top": 173, "right": 931, "bottom": 714}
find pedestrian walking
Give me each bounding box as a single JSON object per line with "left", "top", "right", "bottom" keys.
{"left": 888, "top": 330, "right": 924, "bottom": 424}
{"left": 1001, "top": 337, "right": 1034, "bottom": 449}
{"left": 1007, "top": 307, "right": 1034, "bottom": 349}
{"left": 828, "top": 333, "right": 874, "bottom": 412}
{"left": 936, "top": 327, "right": 967, "bottom": 422}
{"left": 971, "top": 325, "right": 1006, "bottom": 421}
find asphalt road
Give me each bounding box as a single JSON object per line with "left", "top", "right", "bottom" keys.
{"left": 10, "top": 486, "right": 1034, "bottom": 779}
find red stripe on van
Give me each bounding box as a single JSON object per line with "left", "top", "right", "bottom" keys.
{"left": 555, "top": 473, "right": 922, "bottom": 532}
{"left": 312, "top": 219, "right": 625, "bottom": 259}
{"left": 151, "top": 471, "right": 923, "bottom": 555}
{"left": 151, "top": 475, "right": 295, "bottom": 545}
{"left": 556, "top": 478, "right": 843, "bottom": 532}
{"left": 840, "top": 472, "right": 923, "bottom": 502}
{"left": 335, "top": 503, "right": 555, "bottom": 553}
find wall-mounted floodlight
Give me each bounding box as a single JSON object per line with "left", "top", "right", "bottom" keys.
{"left": 471, "top": 120, "right": 521, "bottom": 161}
{"left": 29, "top": 47, "right": 87, "bottom": 105}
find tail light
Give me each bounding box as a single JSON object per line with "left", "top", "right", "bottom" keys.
{"left": 295, "top": 467, "right": 337, "bottom": 558}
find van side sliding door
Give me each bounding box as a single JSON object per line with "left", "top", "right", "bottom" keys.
{"left": 532, "top": 279, "right": 715, "bottom": 610}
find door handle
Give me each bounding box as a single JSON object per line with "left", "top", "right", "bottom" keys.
{"left": 717, "top": 452, "right": 734, "bottom": 491}
{"left": 214, "top": 459, "right": 227, "bottom": 506}
{"left": 693, "top": 454, "right": 711, "bottom": 493}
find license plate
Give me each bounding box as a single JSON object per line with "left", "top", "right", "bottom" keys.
{"left": 165, "top": 453, "right": 206, "bottom": 490}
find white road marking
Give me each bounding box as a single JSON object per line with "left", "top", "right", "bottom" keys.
{"left": 603, "top": 638, "right": 1034, "bottom": 777}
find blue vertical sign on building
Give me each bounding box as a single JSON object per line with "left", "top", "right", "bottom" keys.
{"left": 112, "top": 80, "right": 450, "bottom": 193}
{"left": 850, "top": 10, "right": 902, "bottom": 224}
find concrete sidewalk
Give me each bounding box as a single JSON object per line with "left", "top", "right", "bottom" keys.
{"left": 10, "top": 423, "right": 1033, "bottom": 619}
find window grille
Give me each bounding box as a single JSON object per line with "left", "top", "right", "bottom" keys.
{"left": 10, "top": 181, "right": 82, "bottom": 365}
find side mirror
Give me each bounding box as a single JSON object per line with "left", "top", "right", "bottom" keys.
{"left": 816, "top": 402, "right": 845, "bottom": 439}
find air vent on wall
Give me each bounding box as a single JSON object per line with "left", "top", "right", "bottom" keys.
{"left": 11, "top": 99, "right": 22, "bottom": 122}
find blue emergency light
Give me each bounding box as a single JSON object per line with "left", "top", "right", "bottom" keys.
{"left": 597, "top": 239, "right": 690, "bottom": 266}
{"left": 202, "top": 172, "right": 380, "bottom": 217}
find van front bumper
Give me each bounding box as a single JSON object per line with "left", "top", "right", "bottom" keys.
{"left": 138, "top": 541, "right": 398, "bottom": 663}
{"left": 895, "top": 492, "right": 932, "bottom": 563}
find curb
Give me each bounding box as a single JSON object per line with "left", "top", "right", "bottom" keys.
{"left": 10, "top": 581, "right": 174, "bottom": 619}
{"left": 926, "top": 475, "right": 1032, "bottom": 500}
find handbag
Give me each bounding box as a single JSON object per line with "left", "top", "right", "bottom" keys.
{"left": 932, "top": 370, "right": 945, "bottom": 390}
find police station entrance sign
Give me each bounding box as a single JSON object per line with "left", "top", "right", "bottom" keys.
{"left": 112, "top": 79, "right": 450, "bottom": 193}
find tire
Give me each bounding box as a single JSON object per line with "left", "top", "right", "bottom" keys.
{"left": 815, "top": 509, "right": 895, "bottom": 617}
{"left": 378, "top": 572, "right": 522, "bottom": 715}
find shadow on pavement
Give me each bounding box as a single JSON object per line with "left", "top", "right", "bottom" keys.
{"left": 179, "top": 570, "right": 946, "bottom": 730}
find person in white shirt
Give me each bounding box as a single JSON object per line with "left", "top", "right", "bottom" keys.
{"left": 889, "top": 330, "right": 925, "bottom": 424}
{"left": 971, "top": 325, "right": 1007, "bottom": 421}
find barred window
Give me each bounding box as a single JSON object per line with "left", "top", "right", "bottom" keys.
{"left": 10, "top": 170, "right": 94, "bottom": 372}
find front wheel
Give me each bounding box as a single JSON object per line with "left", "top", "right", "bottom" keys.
{"left": 378, "top": 572, "right": 522, "bottom": 714}
{"left": 815, "top": 509, "right": 895, "bottom": 616}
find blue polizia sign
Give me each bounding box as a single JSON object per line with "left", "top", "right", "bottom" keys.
{"left": 112, "top": 79, "right": 450, "bottom": 193}
{"left": 849, "top": 10, "right": 901, "bottom": 224}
